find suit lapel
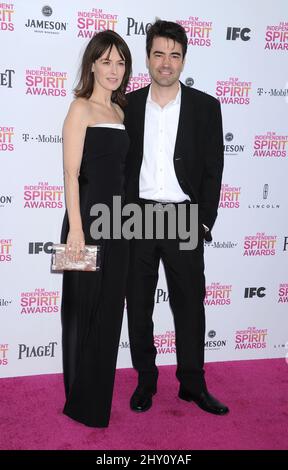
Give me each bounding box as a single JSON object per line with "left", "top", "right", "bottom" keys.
{"left": 174, "top": 82, "right": 195, "bottom": 158}
{"left": 135, "top": 85, "right": 150, "bottom": 164}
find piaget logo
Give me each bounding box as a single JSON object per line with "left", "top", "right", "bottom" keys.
{"left": 126, "top": 18, "right": 152, "bottom": 36}
{"left": 155, "top": 288, "right": 169, "bottom": 304}
{"left": 18, "top": 342, "right": 58, "bottom": 359}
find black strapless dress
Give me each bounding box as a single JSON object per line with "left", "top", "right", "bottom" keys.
{"left": 60, "top": 125, "right": 129, "bottom": 427}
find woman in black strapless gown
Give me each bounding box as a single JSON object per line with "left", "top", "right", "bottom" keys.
{"left": 60, "top": 31, "right": 132, "bottom": 427}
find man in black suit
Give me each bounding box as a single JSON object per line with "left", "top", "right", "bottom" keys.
{"left": 124, "top": 20, "right": 229, "bottom": 415}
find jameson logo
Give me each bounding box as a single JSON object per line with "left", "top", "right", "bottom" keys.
{"left": 0, "top": 195, "right": 12, "bottom": 207}
{"left": 205, "top": 331, "right": 227, "bottom": 350}
{"left": 224, "top": 132, "right": 245, "bottom": 155}
{"left": 25, "top": 18, "right": 67, "bottom": 31}
{"left": 25, "top": 6, "right": 67, "bottom": 33}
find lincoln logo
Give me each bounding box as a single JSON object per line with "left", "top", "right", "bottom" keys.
{"left": 263, "top": 184, "right": 269, "bottom": 199}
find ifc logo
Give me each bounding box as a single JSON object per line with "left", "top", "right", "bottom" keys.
{"left": 42, "top": 5, "right": 53, "bottom": 17}
{"left": 225, "top": 133, "right": 233, "bottom": 142}
{"left": 185, "top": 77, "right": 194, "bottom": 87}
{"left": 208, "top": 330, "right": 216, "bottom": 339}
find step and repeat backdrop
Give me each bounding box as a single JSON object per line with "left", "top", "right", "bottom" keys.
{"left": 1, "top": 0, "right": 287, "bottom": 377}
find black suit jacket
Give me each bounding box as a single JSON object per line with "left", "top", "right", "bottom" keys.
{"left": 124, "top": 82, "right": 224, "bottom": 235}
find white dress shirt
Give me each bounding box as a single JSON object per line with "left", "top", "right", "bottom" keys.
{"left": 139, "top": 85, "right": 190, "bottom": 203}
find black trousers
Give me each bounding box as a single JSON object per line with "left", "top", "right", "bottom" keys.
{"left": 126, "top": 202, "right": 207, "bottom": 394}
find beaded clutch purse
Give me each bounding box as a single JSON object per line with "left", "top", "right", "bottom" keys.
{"left": 51, "top": 244, "right": 100, "bottom": 272}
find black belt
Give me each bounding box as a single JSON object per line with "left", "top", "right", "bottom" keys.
{"left": 138, "top": 198, "right": 190, "bottom": 206}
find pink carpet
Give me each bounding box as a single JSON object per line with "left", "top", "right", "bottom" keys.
{"left": 0, "top": 358, "right": 287, "bottom": 450}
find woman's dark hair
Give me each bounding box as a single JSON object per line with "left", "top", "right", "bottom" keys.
{"left": 74, "top": 30, "right": 132, "bottom": 108}
{"left": 146, "top": 20, "right": 187, "bottom": 59}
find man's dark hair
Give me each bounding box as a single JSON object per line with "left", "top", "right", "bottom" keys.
{"left": 146, "top": 20, "right": 188, "bottom": 58}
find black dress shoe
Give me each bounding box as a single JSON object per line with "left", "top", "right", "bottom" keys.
{"left": 130, "top": 386, "right": 156, "bottom": 413}
{"left": 178, "top": 388, "right": 229, "bottom": 415}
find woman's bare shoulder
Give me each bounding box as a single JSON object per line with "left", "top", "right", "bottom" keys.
{"left": 65, "top": 98, "right": 91, "bottom": 125}
{"left": 69, "top": 97, "right": 90, "bottom": 114}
